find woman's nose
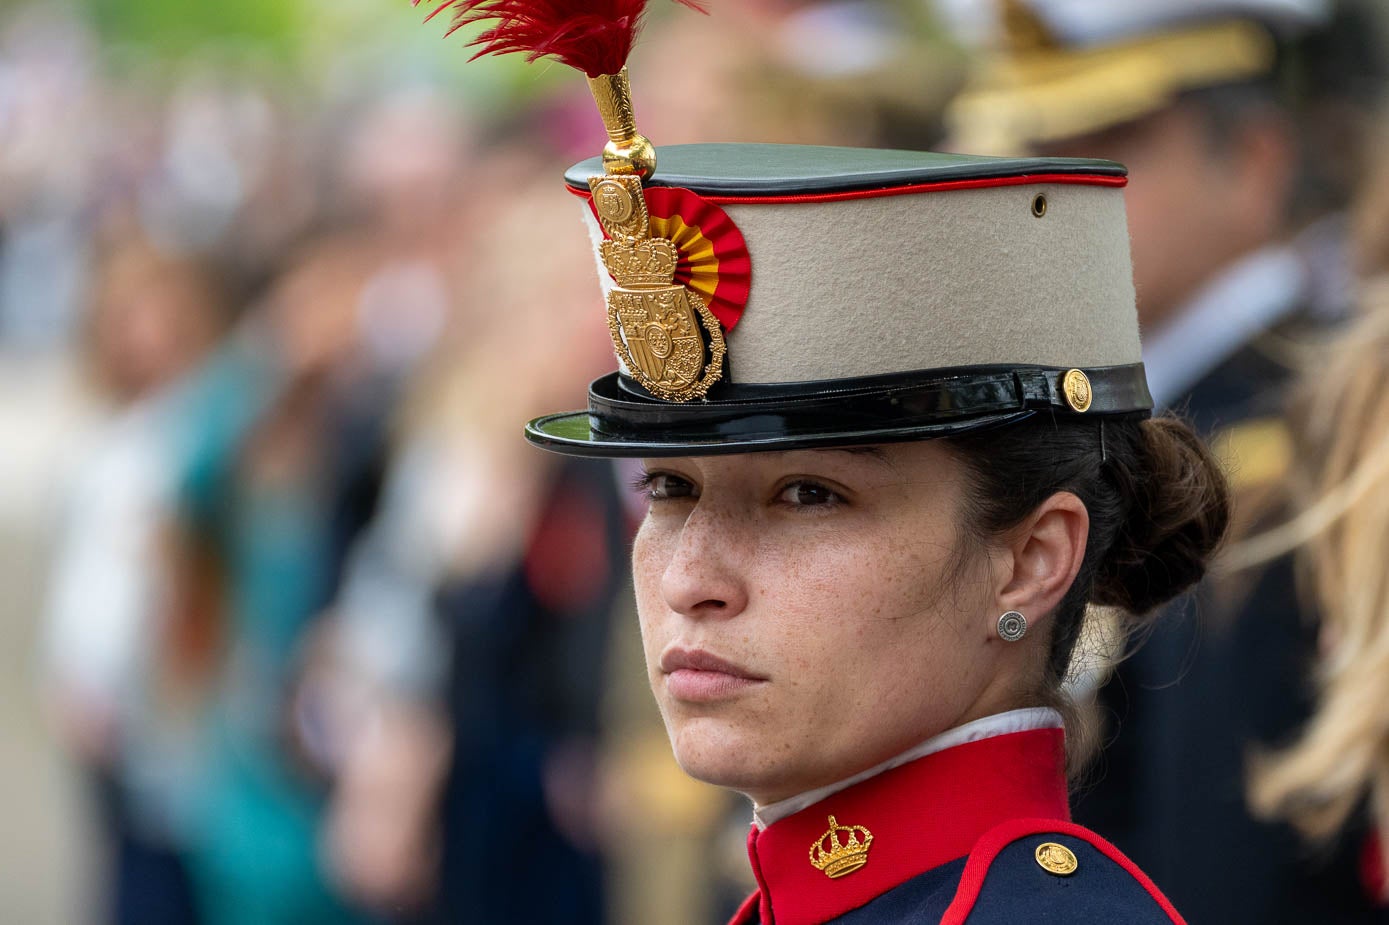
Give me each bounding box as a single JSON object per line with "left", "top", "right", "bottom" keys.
{"left": 659, "top": 504, "right": 750, "bottom": 620}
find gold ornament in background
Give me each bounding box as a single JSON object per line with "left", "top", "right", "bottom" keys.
{"left": 590, "top": 175, "right": 725, "bottom": 402}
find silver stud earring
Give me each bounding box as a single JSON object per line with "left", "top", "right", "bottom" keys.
{"left": 997, "top": 611, "right": 1028, "bottom": 642}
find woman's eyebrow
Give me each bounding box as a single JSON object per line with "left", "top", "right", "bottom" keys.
{"left": 819, "top": 446, "right": 900, "bottom": 473}
{"left": 834, "top": 446, "right": 889, "bottom": 462}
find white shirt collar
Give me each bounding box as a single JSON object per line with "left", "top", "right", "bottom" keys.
{"left": 752, "top": 706, "right": 1064, "bottom": 830}
{"left": 1142, "top": 245, "right": 1307, "bottom": 409}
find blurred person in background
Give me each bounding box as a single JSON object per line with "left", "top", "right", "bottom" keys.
{"left": 1230, "top": 154, "right": 1389, "bottom": 914}
{"left": 149, "top": 76, "right": 484, "bottom": 925}
{"left": 945, "top": 0, "right": 1380, "bottom": 409}
{"left": 42, "top": 225, "right": 236, "bottom": 925}
{"left": 44, "top": 221, "right": 415, "bottom": 925}
{"left": 164, "top": 228, "right": 409, "bottom": 925}
{"left": 320, "top": 137, "right": 631, "bottom": 925}
{"left": 741, "top": 0, "right": 967, "bottom": 152}
{"left": 943, "top": 1, "right": 1386, "bottom": 921}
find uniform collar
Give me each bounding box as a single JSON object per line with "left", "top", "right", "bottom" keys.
{"left": 737, "top": 716, "right": 1070, "bottom": 925}
{"left": 753, "top": 708, "right": 1063, "bottom": 829}
{"left": 1142, "top": 244, "right": 1306, "bottom": 409}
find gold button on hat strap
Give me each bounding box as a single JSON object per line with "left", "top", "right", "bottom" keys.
{"left": 1062, "top": 369, "right": 1093, "bottom": 413}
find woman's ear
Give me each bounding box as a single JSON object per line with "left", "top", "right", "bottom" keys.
{"left": 995, "top": 491, "right": 1089, "bottom": 626}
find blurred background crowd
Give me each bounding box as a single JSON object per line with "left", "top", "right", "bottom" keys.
{"left": 2, "top": 0, "right": 1389, "bottom": 923}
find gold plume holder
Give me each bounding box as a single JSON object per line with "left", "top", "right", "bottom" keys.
{"left": 587, "top": 67, "right": 658, "bottom": 180}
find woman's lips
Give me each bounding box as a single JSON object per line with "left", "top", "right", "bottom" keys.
{"left": 660, "top": 647, "right": 767, "bottom": 702}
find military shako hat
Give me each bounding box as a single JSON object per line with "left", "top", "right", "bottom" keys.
{"left": 524, "top": 141, "right": 1148, "bottom": 456}
{"left": 414, "top": 0, "right": 1153, "bottom": 457}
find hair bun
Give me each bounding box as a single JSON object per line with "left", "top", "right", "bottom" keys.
{"left": 1092, "top": 417, "right": 1232, "bottom": 614}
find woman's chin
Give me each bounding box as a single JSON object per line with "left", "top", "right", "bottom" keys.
{"left": 665, "top": 717, "right": 778, "bottom": 792}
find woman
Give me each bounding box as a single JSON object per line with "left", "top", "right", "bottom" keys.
{"left": 515, "top": 135, "right": 1230, "bottom": 922}
{"left": 421, "top": 5, "right": 1225, "bottom": 921}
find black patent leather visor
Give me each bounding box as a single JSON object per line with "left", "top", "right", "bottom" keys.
{"left": 525, "top": 363, "right": 1152, "bottom": 458}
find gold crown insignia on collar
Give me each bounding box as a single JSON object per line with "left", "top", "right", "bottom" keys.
{"left": 809, "top": 815, "right": 874, "bottom": 879}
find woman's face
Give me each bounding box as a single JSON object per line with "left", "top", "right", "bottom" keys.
{"left": 632, "top": 442, "right": 1019, "bottom": 805}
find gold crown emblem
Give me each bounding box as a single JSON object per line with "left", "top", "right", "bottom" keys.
{"left": 809, "top": 815, "right": 874, "bottom": 880}
{"left": 601, "top": 237, "right": 678, "bottom": 288}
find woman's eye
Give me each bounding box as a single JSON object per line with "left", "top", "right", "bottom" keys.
{"left": 638, "top": 472, "right": 698, "bottom": 502}
{"left": 777, "top": 480, "right": 842, "bottom": 508}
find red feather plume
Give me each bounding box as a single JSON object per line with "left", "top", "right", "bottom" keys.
{"left": 417, "top": 0, "right": 708, "bottom": 78}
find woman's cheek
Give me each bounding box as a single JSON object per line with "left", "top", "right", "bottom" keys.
{"left": 631, "top": 518, "right": 678, "bottom": 680}
{"left": 630, "top": 518, "right": 667, "bottom": 609}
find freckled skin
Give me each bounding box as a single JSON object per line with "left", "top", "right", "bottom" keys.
{"left": 632, "top": 443, "right": 1040, "bottom": 806}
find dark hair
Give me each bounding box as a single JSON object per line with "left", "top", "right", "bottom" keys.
{"left": 946, "top": 414, "right": 1231, "bottom": 692}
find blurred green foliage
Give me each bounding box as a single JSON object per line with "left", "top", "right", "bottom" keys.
{"left": 68, "top": 0, "right": 570, "bottom": 109}
{"left": 79, "top": 0, "right": 305, "bottom": 58}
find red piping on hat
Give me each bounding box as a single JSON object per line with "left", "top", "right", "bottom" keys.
{"left": 566, "top": 172, "right": 1127, "bottom": 205}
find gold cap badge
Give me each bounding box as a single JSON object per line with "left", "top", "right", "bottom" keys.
{"left": 590, "top": 174, "right": 726, "bottom": 402}
{"left": 809, "top": 815, "right": 874, "bottom": 880}
{"left": 1034, "top": 841, "right": 1078, "bottom": 876}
